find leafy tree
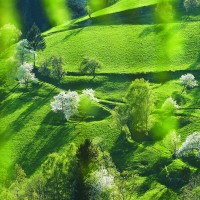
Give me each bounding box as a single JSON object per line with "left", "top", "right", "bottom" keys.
{"left": 184, "top": 0, "right": 200, "bottom": 12}
{"left": 67, "top": 0, "right": 88, "bottom": 19}
{"left": 10, "top": 164, "right": 27, "bottom": 199}
{"left": 125, "top": 79, "right": 154, "bottom": 136}
{"left": 177, "top": 132, "right": 200, "bottom": 158}
{"left": 39, "top": 56, "right": 66, "bottom": 82}
{"left": 17, "top": 62, "right": 38, "bottom": 90}
{"left": 38, "top": 58, "right": 51, "bottom": 77}
{"left": 15, "top": 39, "right": 35, "bottom": 65}
{"left": 80, "top": 57, "right": 103, "bottom": 79}
{"left": 179, "top": 73, "right": 198, "bottom": 94}
{"left": 0, "top": 24, "right": 21, "bottom": 51}
{"left": 106, "top": 0, "right": 119, "bottom": 6}
{"left": 26, "top": 23, "right": 46, "bottom": 67}
{"left": 50, "top": 56, "right": 66, "bottom": 82}
{"left": 41, "top": 144, "right": 77, "bottom": 199}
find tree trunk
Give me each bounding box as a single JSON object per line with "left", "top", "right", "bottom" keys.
{"left": 33, "top": 53, "right": 36, "bottom": 68}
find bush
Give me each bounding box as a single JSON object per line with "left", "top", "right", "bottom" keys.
{"left": 79, "top": 57, "right": 103, "bottom": 79}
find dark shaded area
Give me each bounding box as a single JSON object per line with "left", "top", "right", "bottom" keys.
{"left": 68, "top": 69, "right": 200, "bottom": 84}
{"left": 17, "top": 114, "right": 78, "bottom": 175}
{"left": 16, "top": 0, "right": 51, "bottom": 34}
{"left": 91, "top": 5, "right": 156, "bottom": 26}
{"left": 158, "top": 162, "right": 191, "bottom": 190}
{"left": 110, "top": 132, "right": 139, "bottom": 172}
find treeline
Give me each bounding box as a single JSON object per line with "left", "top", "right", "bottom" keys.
{"left": 0, "top": 140, "right": 135, "bottom": 200}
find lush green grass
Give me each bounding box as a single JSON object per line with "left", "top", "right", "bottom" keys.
{"left": 0, "top": 3, "right": 200, "bottom": 197}
{"left": 40, "top": 22, "right": 200, "bottom": 74}
{"left": 45, "top": 0, "right": 160, "bottom": 34}
{"left": 0, "top": 70, "right": 200, "bottom": 198}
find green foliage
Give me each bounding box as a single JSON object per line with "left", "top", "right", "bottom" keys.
{"left": 27, "top": 23, "right": 46, "bottom": 67}
{"left": 0, "top": 24, "right": 21, "bottom": 52}
{"left": 39, "top": 56, "right": 66, "bottom": 82}
{"left": 184, "top": 0, "right": 200, "bottom": 13}
{"left": 67, "top": 0, "right": 88, "bottom": 19}
{"left": 80, "top": 57, "right": 103, "bottom": 79}
{"left": 125, "top": 78, "right": 154, "bottom": 136}
{"left": 27, "top": 23, "right": 46, "bottom": 52}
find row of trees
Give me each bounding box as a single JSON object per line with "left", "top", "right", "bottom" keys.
{"left": 15, "top": 24, "right": 46, "bottom": 89}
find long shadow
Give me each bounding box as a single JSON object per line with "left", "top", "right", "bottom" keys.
{"left": 110, "top": 132, "right": 139, "bottom": 172}
{"left": 0, "top": 86, "right": 57, "bottom": 142}
{"left": 189, "top": 52, "right": 200, "bottom": 70}
{"left": 17, "top": 112, "right": 79, "bottom": 176}
{"left": 62, "top": 27, "right": 84, "bottom": 41}
{"left": 68, "top": 69, "right": 200, "bottom": 84}
{"left": 0, "top": 92, "right": 30, "bottom": 119}
{"left": 0, "top": 84, "right": 19, "bottom": 102}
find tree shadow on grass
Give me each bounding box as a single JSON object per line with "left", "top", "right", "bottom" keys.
{"left": 62, "top": 27, "right": 84, "bottom": 41}
{"left": 139, "top": 25, "right": 164, "bottom": 38}
{"left": 188, "top": 51, "right": 200, "bottom": 70}
{"left": 0, "top": 84, "right": 19, "bottom": 102}
{"left": 17, "top": 112, "right": 79, "bottom": 176}
{"left": 110, "top": 132, "right": 139, "bottom": 172}
{"left": 0, "top": 86, "right": 57, "bottom": 142}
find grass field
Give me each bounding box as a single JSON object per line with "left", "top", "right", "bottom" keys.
{"left": 40, "top": 22, "right": 200, "bottom": 74}
{"left": 0, "top": 0, "right": 200, "bottom": 198}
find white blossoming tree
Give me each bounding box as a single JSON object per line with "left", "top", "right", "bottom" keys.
{"left": 50, "top": 89, "right": 99, "bottom": 121}
{"left": 179, "top": 73, "right": 198, "bottom": 94}
{"left": 81, "top": 89, "right": 99, "bottom": 102}
{"left": 177, "top": 132, "right": 200, "bottom": 158}
{"left": 17, "top": 62, "right": 37, "bottom": 90}
{"left": 89, "top": 168, "right": 115, "bottom": 199}
{"left": 162, "top": 97, "right": 179, "bottom": 114}
{"left": 50, "top": 91, "right": 80, "bottom": 121}
{"left": 15, "top": 39, "right": 36, "bottom": 65}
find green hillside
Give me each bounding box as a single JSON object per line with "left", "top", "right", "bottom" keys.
{"left": 0, "top": 0, "right": 200, "bottom": 199}
{"left": 40, "top": 22, "right": 200, "bottom": 74}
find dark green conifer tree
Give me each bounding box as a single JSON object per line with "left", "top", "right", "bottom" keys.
{"left": 26, "top": 23, "right": 46, "bottom": 67}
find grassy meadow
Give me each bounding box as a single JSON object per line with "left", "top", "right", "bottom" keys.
{"left": 0, "top": 0, "right": 200, "bottom": 199}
